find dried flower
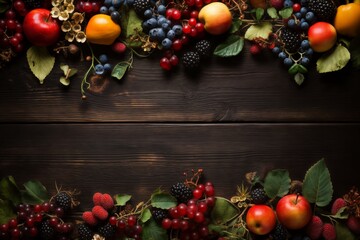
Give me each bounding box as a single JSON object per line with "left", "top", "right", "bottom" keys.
{"left": 65, "top": 32, "right": 75, "bottom": 42}
{"left": 61, "top": 21, "right": 72, "bottom": 32}
{"left": 51, "top": 0, "right": 61, "bottom": 7}
{"left": 51, "top": 7, "right": 60, "bottom": 18}
{"left": 66, "top": 4, "right": 75, "bottom": 13}
{"left": 76, "top": 31, "right": 86, "bottom": 43}
{"left": 343, "top": 187, "right": 360, "bottom": 218}
{"left": 72, "top": 23, "right": 81, "bottom": 32}
{"left": 230, "top": 184, "right": 251, "bottom": 208}
{"left": 72, "top": 12, "right": 84, "bottom": 24}
{"left": 63, "top": 0, "right": 73, "bottom": 5}
{"left": 59, "top": 11, "right": 70, "bottom": 21}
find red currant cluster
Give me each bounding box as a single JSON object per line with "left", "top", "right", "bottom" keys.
{"left": 160, "top": 50, "right": 179, "bottom": 71}
{"left": 75, "top": 1, "right": 102, "bottom": 14}
{"left": 181, "top": 11, "right": 205, "bottom": 39}
{"left": 0, "top": 202, "right": 73, "bottom": 240}
{"left": 161, "top": 182, "right": 216, "bottom": 240}
{"left": 109, "top": 215, "right": 143, "bottom": 240}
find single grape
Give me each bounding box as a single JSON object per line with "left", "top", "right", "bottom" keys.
{"left": 283, "top": 0, "right": 293, "bottom": 7}
{"left": 108, "top": 6, "right": 115, "bottom": 13}
{"left": 104, "top": 0, "right": 112, "bottom": 7}
{"left": 294, "top": 12, "right": 302, "bottom": 19}
{"left": 112, "top": 0, "right": 122, "bottom": 8}
{"left": 305, "top": 48, "right": 313, "bottom": 56}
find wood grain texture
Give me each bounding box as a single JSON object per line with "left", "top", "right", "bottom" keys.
{"left": 1, "top": 50, "right": 360, "bottom": 123}
{"left": 1, "top": 123, "right": 359, "bottom": 209}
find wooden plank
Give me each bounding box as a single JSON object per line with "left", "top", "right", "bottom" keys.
{"left": 1, "top": 51, "right": 360, "bottom": 122}
{"left": 1, "top": 123, "right": 359, "bottom": 209}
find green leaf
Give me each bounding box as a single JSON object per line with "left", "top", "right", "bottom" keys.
{"left": 60, "top": 64, "right": 69, "bottom": 75}
{"left": 0, "top": 199, "right": 16, "bottom": 224}
{"left": 288, "top": 63, "right": 299, "bottom": 75}
{"left": 22, "top": 180, "right": 48, "bottom": 204}
{"left": 349, "top": 37, "right": 360, "bottom": 69}
{"left": 213, "top": 35, "right": 244, "bottom": 57}
{"left": 121, "top": 8, "right": 142, "bottom": 39}
{"left": 256, "top": 8, "right": 264, "bottom": 20}
{"left": 60, "top": 64, "right": 77, "bottom": 78}
{"left": 230, "top": 18, "right": 242, "bottom": 34}
{"left": 60, "top": 77, "right": 70, "bottom": 86}
{"left": 244, "top": 22, "right": 272, "bottom": 41}
{"left": 302, "top": 159, "right": 333, "bottom": 207}
{"left": 335, "top": 222, "right": 357, "bottom": 240}
{"left": 330, "top": 206, "right": 349, "bottom": 219}
{"left": 267, "top": 7, "right": 278, "bottom": 19}
{"left": 115, "top": 194, "right": 132, "bottom": 206}
{"left": 264, "top": 169, "right": 291, "bottom": 198}
{"left": 139, "top": 208, "right": 152, "bottom": 223}
{"left": 317, "top": 44, "right": 351, "bottom": 73}
{"left": 112, "top": 62, "right": 129, "bottom": 80}
{"left": 27, "top": 46, "right": 55, "bottom": 84}
{"left": 141, "top": 218, "right": 168, "bottom": 240}
{"left": 279, "top": 7, "right": 293, "bottom": 19}
{"left": 294, "top": 72, "right": 305, "bottom": 85}
{"left": 211, "top": 197, "right": 240, "bottom": 224}
{"left": 0, "top": 176, "right": 21, "bottom": 205}
{"left": 151, "top": 192, "right": 177, "bottom": 209}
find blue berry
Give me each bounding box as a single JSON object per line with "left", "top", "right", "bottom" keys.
{"left": 300, "top": 7, "right": 308, "bottom": 16}
{"left": 172, "top": 25, "right": 182, "bottom": 36}
{"left": 157, "top": 16, "right": 167, "bottom": 25}
{"left": 305, "top": 48, "right": 313, "bottom": 56}
{"left": 156, "top": 28, "right": 166, "bottom": 40}
{"left": 295, "top": 12, "right": 302, "bottom": 19}
{"left": 301, "top": 40, "right": 310, "bottom": 49}
{"left": 144, "top": 9, "right": 153, "bottom": 18}
{"left": 283, "top": 57, "right": 293, "bottom": 67}
{"left": 284, "top": 0, "right": 294, "bottom": 7}
{"left": 166, "top": 30, "right": 175, "bottom": 40}
{"left": 161, "top": 38, "right": 172, "bottom": 49}
{"left": 300, "top": 21, "right": 309, "bottom": 30}
{"left": 305, "top": 11, "right": 315, "bottom": 22}
{"left": 300, "top": 57, "right": 310, "bottom": 66}
{"left": 149, "top": 28, "right": 158, "bottom": 39}
{"left": 157, "top": 5, "right": 166, "bottom": 15}
{"left": 287, "top": 19, "right": 297, "bottom": 28}
{"left": 99, "top": 54, "right": 108, "bottom": 64}
{"left": 103, "top": 63, "right": 112, "bottom": 73}
{"left": 95, "top": 64, "right": 105, "bottom": 75}
{"left": 111, "top": 11, "right": 121, "bottom": 23}
{"left": 100, "top": 6, "right": 108, "bottom": 14}
{"left": 278, "top": 51, "right": 287, "bottom": 59}
{"left": 112, "top": 0, "right": 122, "bottom": 8}
{"left": 104, "top": 0, "right": 112, "bottom": 7}
{"left": 272, "top": 46, "right": 281, "bottom": 54}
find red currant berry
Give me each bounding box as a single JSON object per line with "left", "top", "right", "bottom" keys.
{"left": 134, "top": 225, "right": 142, "bottom": 234}
{"left": 0, "top": 19, "right": 6, "bottom": 28}
{"left": 8, "top": 219, "right": 18, "bottom": 229}
{"left": 13, "top": 0, "right": 26, "bottom": 12}
{"left": 10, "top": 37, "right": 20, "bottom": 47}
{"left": 204, "top": 185, "right": 215, "bottom": 197}
{"left": 193, "top": 188, "right": 203, "bottom": 199}
{"left": 188, "top": 18, "right": 197, "bottom": 27}
{"left": 172, "top": 9, "right": 181, "bottom": 20}
{"left": 83, "top": 2, "right": 92, "bottom": 13}
{"left": 194, "top": 212, "right": 205, "bottom": 223}
{"left": 177, "top": 203, "right": 187, "bottom": 216}
{"left": 189, "top": 28, "right": 198, "bottom": 37}
{"left": 0, "top": 224, "right": 9, "bottom": 232}
{"left": 109, "top": 216, "right": 117, "bottom": 226}
{"left": 199, "top": 226, "right": 209, "bottom": 237}
{"left": 172, "top": 39, "right": 182, "bottom": 51}
{"left": 55, "top": 207, "right": 64, "bottom": 217}
{"left": 5, "top": 10, "right": 16, "bottom": 19}
{"left": 205, "top": 196, "right": 216, "bottom": 207}
{"left": 182, "top": 25, "right": 191, "bottom": 34}
{"left": 169, "top": 55, "right": 179, "bottom": 66}
{"left": 180, "top": 220, "right": 189, "bottom": 230}
{"left": 127, "top": 215, "right": 137, "bottom": 227}
{"left": 182, "top": 9, "right": 190, "bottom": 18}
{"left": 195, "top": 22, "right": 204, "bottom": 32}
{"left": 195, "top": 0, "right": 203, "bottom": 8}
{"left": 181, "top": 35, "right": 189, "bottom": 45}
{"left": 166, "top": 8, "right": 174, "bottom": 19}
{"left": 190, "top": 10, "right": 199, "bottom": 19}
{"left": 91, "top": 2, "right": 100, "bottom": 12}
{"left": 161, "top": 218, "right": 172, "bottom": 229}
{"left": 33, "top": 204, "right": 42, "bottom": 213}
{"left": 6, "top": 19, "right": 16, "bottom": 30}
{"left": 185, "top": 0, "right": 195, "bottom": 6}
{"left": 197, "top": 201, "right": 207, "bottom": 213}
{"left": 25, "top": 218, "right": 35, "bottom": 227}
{"left": 171, "top": 218, "right": 180, "bottom": 229}
{"left": 13, "top": 42, "right": 24, "bottom": 52}
{"left": 160, "top": 57, "right": 171, "bottom": 71}
{"left": 29, "top": 227, "right": 38, "bottom": 237}
{"left": 293, "top": 3, "right": 301, "bottom": 12}
{"left": 49, "top": 217, "right": 59, "bottom": 227}
{"left": 11, "top": 228, "right": 21, "bottom": 238}
{"left": 42, "top": 202, "right": 50, "bottom": 212}
{"left": 191, "top": 231, "right": 200, "bottom": 240}
{"left": 117, "top": 219, "right": 126, "bottom": 230}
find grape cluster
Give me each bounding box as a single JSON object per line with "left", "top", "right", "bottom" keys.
{"left": 161, "top": 182, "right": 216, "bottom": 240}
{"left": 0, "top": 201, "right": 74, "bottom": 240}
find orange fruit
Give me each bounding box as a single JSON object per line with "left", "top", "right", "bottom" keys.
{"left": 86, "top": 14, "right": 121, "bottom": 45}
{"left": 334, "top": 3, "right": 360, "bottom": 37}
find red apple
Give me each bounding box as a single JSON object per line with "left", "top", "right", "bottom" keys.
{"left": 23, "top": 8, "right": 60, "bottom": 47}
{"left": 276, "top": 194, "right": 312, "bottom": 230}
{"left": 308, "top": 22, "right": 337, "bottom": 53}
{"left": 246, "top": 205, "right": 276, "bottom": 235}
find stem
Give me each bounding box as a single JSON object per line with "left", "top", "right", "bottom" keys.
{"left": 80, "top": 43, "right": 94, "bottom": 99}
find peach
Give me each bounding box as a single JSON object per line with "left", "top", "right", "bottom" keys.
{"left": 198, "top": 2, "right": 232, "bottom": 35}
{"left": 308, "top": 22, "right": 337, "bottom": 53}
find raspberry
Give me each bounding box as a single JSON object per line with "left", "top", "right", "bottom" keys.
{"left": 77, "top": 224, "right": 93, "bottom": 240}
{"left": 100, "top": 193, "right": 114, "bottom": 210}
{"left": 133, "top": 0, "right": 151, "bottom": 16}
{"left": 322, "top": 223, "right": 336, "bottom": 240}
{"left": 92, "top": 206, "right": 109, "bottom": 221}
{"left": 182, "top": 51, "right": 201, "bottom": 70}
{"left": 305, "top": 215, "right": 324, "bottom": 240}
{"left": 98, "top": 223, "right": 115, "bottom": 238}
{"left": 195, "top": 40, "right": 211, "bottom": 58}
{"left": 250, "top": 188, "right": 268, "bottom": 204}
{"left": 331, "top": 198, "right": 347, "bottom": 215}
{"left": 39, "top": 221, "right": 55, "bottom": 240}
{"left": 347, "top": 215, "right": 360, "bottom": 235}
{"left": 152, "top": 208, "right": 169, "bottom": 223}
{"left": 308, "top": 0, "right": 337, "bottom": 22}
{"left": 82, "top": 211, "right": 98, "bottom": 226}
{"left": 55, "top": 192, "right": 72, "bottom": 211}
{"left": 93, "top": 192, "right": 103, "bottom": 206}
{"left": 270, "top": 223, "right": 288, "bottom": 240}
{"left": 249, "top": 44, "right": 262, "bottom": 55}
{"left": 170, "top": 182, "right": 193, "bottom": 203}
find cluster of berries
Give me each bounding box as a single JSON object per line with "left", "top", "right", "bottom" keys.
{"left": 94, "top": 54, "right": 113, "bottom": 75}
{"left": 0, "top": 191, "right": 75, "bottom": 240}
{"left": 155, "top": 181, "right": 216, "bottom": 240}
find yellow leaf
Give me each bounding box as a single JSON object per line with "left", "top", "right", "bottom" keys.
{"left": 26, "top": 46, "right": 55, "bottom": 84}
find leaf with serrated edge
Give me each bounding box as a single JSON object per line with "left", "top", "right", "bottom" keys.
{"left": 214, "top": 35, "right": 244, "bottom": 57}
{"left": 302, "top": 159, "right": 333, "bottom": 207}
{"left": 264, "top": 169, "right": 291, "bottom": 198}
{"left": 140, "top": 208, "right": 151, "bottom": 223}
{"left": 27, "top": 46, "right": 55, "bottom": 84}
{"left": 151, "top": 192, "right": 177, "bottom": 209}
{"left": 317, "top": 44, "right": 350, "bottom": 73}
{"left": 115, "top": 194, "right": 131, "bottom": 206}
{"left": 267, "top": 7, "right": 278, "bottom": 19}
{"left": 279, "top": 7, "right": 293, "bottom": 19}
{"left": 244, "top": 22, "right": 272, "bottom": 41}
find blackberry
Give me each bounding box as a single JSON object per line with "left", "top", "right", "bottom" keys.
{"left": 170, "top": 182, "right": 193, "bottom": 203}
{"left": 182, "top": 51, "right": 201, "bottom": 70}
{"left": 39, "top": 221, "right": 55, "bottom": 240}
{"left": 152, "top": 208, "right": 168, "bottom": 223}
{"left": 98, "top": 223, "right": 115, "bottom": 238}
{"left": 23, "top": 0, "right": 41, "bottom": 9}
{"left": 250, "top": 188, "right": 268, "bottom": 204}
{"left": 195, "top": 40, "right": 212, "bottom": 58}
{"left": 270, "top": 223, "right": 288, "bottom": 240}
{"left": 77, "top": 224, "right": 93, "bottom": 240}
{"left": 308, "top": 0, "right": 337, "bottom": 23}
{"left": 133, "top": 0, "right": 151, "bottom": 16}
{"left": 280, "top": 28, "right": 301, "bottom": 53}
{"left": 55, "top": 192, "right": 72, "bottom": 211}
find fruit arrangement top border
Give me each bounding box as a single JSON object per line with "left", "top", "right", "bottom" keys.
{"left": 1, "top": 0, "right": 360, "bottom": 98}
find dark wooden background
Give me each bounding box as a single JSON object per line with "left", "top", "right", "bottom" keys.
{"left": 1, "top": 46, "right": 360, "bottom": 210}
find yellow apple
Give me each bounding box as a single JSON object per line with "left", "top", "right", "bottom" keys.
{"left": 198, "top": 2, "right": 232, "bottom": 35}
